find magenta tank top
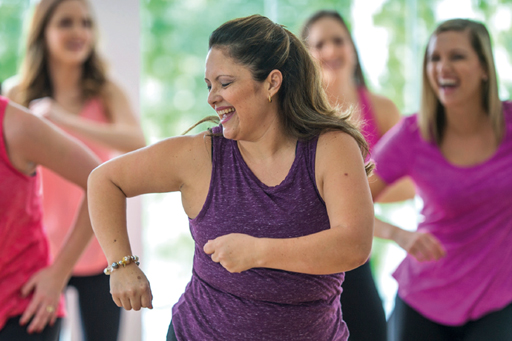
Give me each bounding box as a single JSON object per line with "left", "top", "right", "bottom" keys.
{"left": 0, "top": 96, "right": 65, "bottom": 330}
{"left": 171, "top": 126, "right": 348, "bottom": 340}
{"left": 357, "top": 87, "right": 381, "bottom": 152}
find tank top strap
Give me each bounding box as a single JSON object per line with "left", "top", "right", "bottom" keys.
{"left": 300, "top": 135, "right": 324, "bottom": 205}
{"left": 357, "top": 86, "right": 372, "bottom": 122}
{"left": 357, "top": 87, "right": 380, "bottom": 151}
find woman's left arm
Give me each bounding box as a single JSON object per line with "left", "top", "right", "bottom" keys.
{"left": 204, "top": 131, "right": 374, "bottom": 275}
{"left": 34, "top": 81, "right": 146, "bottom": 152}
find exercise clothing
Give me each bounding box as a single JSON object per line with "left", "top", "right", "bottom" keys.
{"left": 0, "top": 96, "right": 65, "bottom": 330}
{"left": 358, "top": 86, "right": 381, "bottom": 152}
{"left": 171, "top": 126, "right": 348, "bottom": 340}
{"left": 41, "top": 98, "right": 115, "bottom": 276}
{"left": 373, "top": 102, "right": 512, "bottom": 325}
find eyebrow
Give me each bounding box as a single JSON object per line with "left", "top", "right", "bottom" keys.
{"left": 204, "top": 74, "right": 233, "bottom": 82}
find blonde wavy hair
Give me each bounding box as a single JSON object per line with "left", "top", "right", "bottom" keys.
{"left": 419, "top": 18, "right": 503, "bottom": 145}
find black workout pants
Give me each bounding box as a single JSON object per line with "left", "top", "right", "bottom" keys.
{"left": 66, "top": 273, "right": 121, "bottom": 341}
{"left": 0, "top": 316, "right": 62, "bottom": 341}
{"left": 341, "top": 261, "right": 387, "bottom": 341}
{"left": 388, "top": 295, "right": 512, "bottom": 341}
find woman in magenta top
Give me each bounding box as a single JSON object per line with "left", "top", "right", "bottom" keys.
{"left": 4, "top": 1, "right": 145, "bottom": 340}
{"left": 87, "top": 15, "right": 375, "bottom": 341}
{"left": 0, "top": 96, "right": 99, "bottom": 340}
{"left": 301, "top": 10, "right": 414, "bottom": 341}
{"left": 372, "top": 19, "right": 512, "bottom": 340}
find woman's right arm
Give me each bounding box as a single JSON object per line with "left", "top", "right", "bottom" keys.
{"left": 4, "top": 101, "right": 101, "bottom": 333}
{"left": 371, "top": 174, "right": 445, "bottom": 262}
{"left": 87, "top": 131, "right": 211, "bottom": 310}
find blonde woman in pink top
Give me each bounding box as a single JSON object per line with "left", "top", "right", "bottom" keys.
{"left": 372, "top": 19, "right": 512, "bottom": 340}
{"left": 4, "top": 1, "right": 145, "bottom": 340}
{"left": 0, "top": 95, "right": 99, "bottom": 340}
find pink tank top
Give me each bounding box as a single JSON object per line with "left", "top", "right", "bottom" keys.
{"left": 41, "top": 98, "right": 116, "bottom": 276}
{"left": 0, "top": 96, "right": 65, "bottom": 329}
{"left": 357, "top": 87, "right": 381, "bottom": 152}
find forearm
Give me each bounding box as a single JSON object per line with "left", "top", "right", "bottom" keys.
{"left": 257, "top": 227, "right": 372, "bottom": 275}
{"left": 375, "top": 177, "right": 415, "bottom": 203}
{"left": 88, "top": 167, "right": 134, "bottom": 264}
{"left": 55, "top": 115, "right": 145, "bottom": 152}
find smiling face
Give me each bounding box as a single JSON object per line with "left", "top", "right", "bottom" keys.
{"left": 44, "top": 0, "right": 94, "bottom": 66}
{"left": 426, "top": 30, "right": 487, "bottom": 110}
{"left": 306, "top": 17, "right": 357, "bottom": 82}
{"left": 205, "top": 47, "right": 275, "bottom": 141}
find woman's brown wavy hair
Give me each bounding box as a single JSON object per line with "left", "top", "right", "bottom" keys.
{"left": 15, "top": 0, "right": 107, "bottom": 107}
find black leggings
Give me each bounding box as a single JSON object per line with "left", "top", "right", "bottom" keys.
{"left": 0, "top": 316, "right": 62, "bottom": 341}
{"left": 67, "top": 273, "right": 121, "bottom": 341}
{"left": 167, "top": 320, "right": 178, "bottom": 341}
{"left": 341, "top": 261, "right": 387, "bottom": 341}
{"left": 389, "top": 295, "right": 512, "bottom": 341}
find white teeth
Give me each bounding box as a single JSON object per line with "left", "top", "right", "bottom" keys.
{"left": 217, "top": 107, "right": 235, "bottom": 116}
{"left": 439, "top": 79, "right": 457, "bottom": 86}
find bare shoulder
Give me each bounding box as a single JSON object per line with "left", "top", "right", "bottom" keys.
{"left": 317, "top": 130, "right": 361, "bottom": 155}
{"left": 147, "top": 129, "right": 213, "bottom": 177}
{"left": 5, "top": 101, "right": 41, "bottom": 140}
{"left": 100, "top": 79, "right": 129, "bottom": 104}
{"left": 4, "top": 101, "right": 50, "bottom": 174}
{"left": 368, "top": 92, "right": 401, "bottom": 134}
{"left": 316, "top": 130, "right": 364, "bottom": 175}
{"left": 3, "top": 79, "right": 20, "bottom": 102}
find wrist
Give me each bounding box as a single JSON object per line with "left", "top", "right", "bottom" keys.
{"left": 254, "top": 238, "right": 267, "bottom": 268}
{"left": 104, "top": 255, "right": 140, "bottom": 275}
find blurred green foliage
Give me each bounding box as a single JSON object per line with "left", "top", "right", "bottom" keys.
{"left": 0, "top": 1, "right": 29, "bottom": 90}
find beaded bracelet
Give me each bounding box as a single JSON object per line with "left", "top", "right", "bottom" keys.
{"left": 104, "top": 255, "right": 140, "bottom": 275}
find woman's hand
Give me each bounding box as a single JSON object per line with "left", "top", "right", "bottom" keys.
{"left": 395, "top": 229, "right": 446, "bottom": 262}
{"left": 110, "top": 265, "right": 153, "bottom": 311}
{"left": 29, "top": 97, "right": 67, "bottom": 124}
{"left": 204, "top": 233, "right": 261, "bottom": 273}
{"left": 19, "top": 266, "right": 67, "bottom": 334}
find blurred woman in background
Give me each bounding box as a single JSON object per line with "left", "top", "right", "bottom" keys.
{"left": 0, "top": 96, "right": 99, "bottom": 340}
{"left": 4, "top": 0, "right": 145, "bottom": 340}
{"left": 302, "top": 10, "right": 414, "bottom": 340}
{"left": 372, "top": 19, "right": 512, "bottom": 340}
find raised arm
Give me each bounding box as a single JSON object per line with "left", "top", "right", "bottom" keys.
{"left": 7, "top": 80, "right": 146, "bottom": 153}
{"left": 87, "top": 131, "right": 211, "bottom": 310}
{"left": 205, "top": 131, "right": 375, "bottom": 275}
{"left": 4, "top": 101, "right": 100, "bottom": 333}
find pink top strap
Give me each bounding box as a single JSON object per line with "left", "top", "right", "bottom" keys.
{"left": 357, "top": 87, "right": 381, "bottom": 152}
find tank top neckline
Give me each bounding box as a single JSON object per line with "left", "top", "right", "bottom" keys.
{"left": 230, "top": 138, "right": 303, "bottom": 191}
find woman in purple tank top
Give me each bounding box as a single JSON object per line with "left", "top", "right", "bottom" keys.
{"left": 88, "top": 15, "right": 375, "bottom": 341}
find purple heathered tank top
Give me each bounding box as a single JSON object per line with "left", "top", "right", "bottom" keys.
{"left": 171, "top": 126, "right": 348, "bottom": 340}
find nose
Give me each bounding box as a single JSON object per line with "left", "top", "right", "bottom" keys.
{"left": 321, "top": 42, "right": 337, "bottom": 60}
{"left": 437, "top": 57, "right": 451, "bottom": 75}
{"left": 207, "top": 87, "right": 220, "bottom": 108}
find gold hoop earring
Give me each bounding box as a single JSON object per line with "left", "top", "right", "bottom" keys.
{"left": 268, "top": 95, "right": 272, "bottom": 103}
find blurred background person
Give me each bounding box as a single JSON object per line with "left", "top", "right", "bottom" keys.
{"left": 301, "top": 10, "right": 415, "bottom": 341}
{"left": 3, "top": 0, "right": 145, "bottom": 340}
{"left": 0, "top": 95, "right": 99, "bottom": 340}
{"left": 371, "top": 19, "right": 512, "bottom": 341}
